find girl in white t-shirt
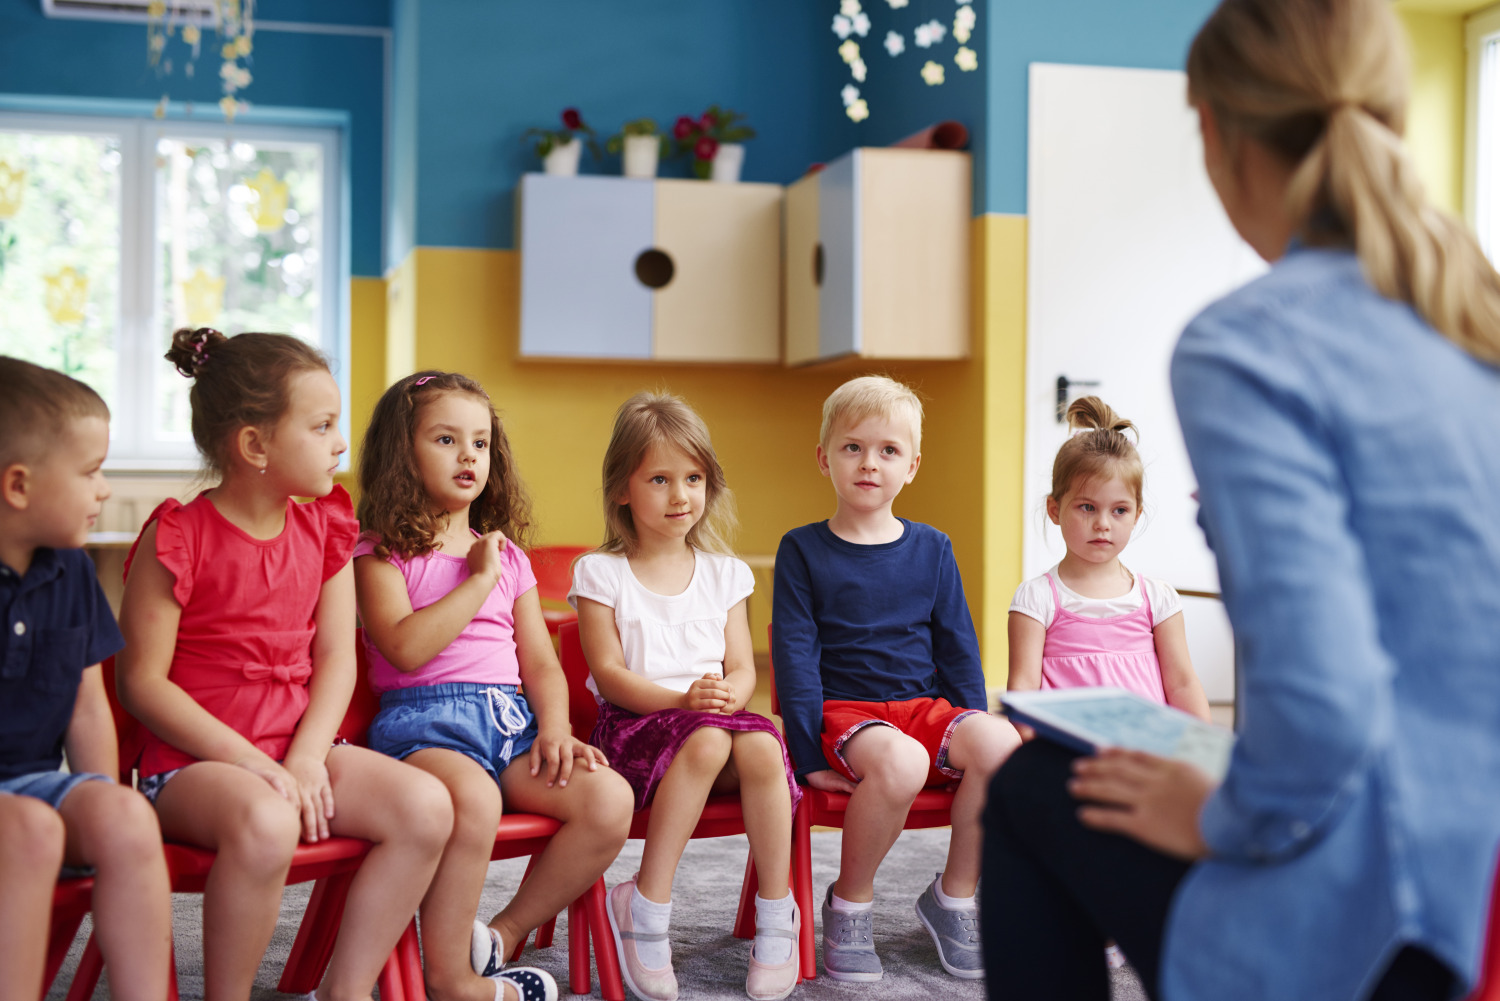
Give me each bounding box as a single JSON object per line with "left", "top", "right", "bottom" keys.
{"left": 570, "top": 392, "right": 800, "bottom": 1001}
{"left": 1008, "top": 397, "right": 1210, "bottom": 721}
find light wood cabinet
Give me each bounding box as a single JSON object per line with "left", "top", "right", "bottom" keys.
{"left": 518, "top": 174, "right": 781, "bottom": 363}
{"left": 783, "top": 148, "right": 971, "bottom": 366}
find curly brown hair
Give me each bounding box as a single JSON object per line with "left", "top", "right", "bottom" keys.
{"left": 356, "top": 371, "right": 535, "bottom": 561}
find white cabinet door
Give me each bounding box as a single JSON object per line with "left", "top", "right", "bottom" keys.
{"left": 518, "top": 174, "right": 654, "bottom": 359}
{"left": 817, "top": 153, "right": 860, "bottom": 360}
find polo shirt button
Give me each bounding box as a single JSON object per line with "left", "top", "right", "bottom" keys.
{"left": 12, "top": 622, "right": 24, "bottom": 636}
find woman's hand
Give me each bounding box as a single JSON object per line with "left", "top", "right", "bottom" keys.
{"left": 528, "top": 727, "right": 607, "bottom": 788}
{"left": 803, "top": 768, "right": 858, "bottom": 795}
{"left": 684, "top": 674, "right": 733, "bottom": 713}
{"left": 282, "top": 752, "right": 335, "bottom": 843}
{"left": 1069, "top": 749, "right": 1215, "bottom": 861}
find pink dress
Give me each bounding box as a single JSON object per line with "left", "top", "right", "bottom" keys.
{"left": 1039, "top": 572, "right": 1167, "bottom": 703}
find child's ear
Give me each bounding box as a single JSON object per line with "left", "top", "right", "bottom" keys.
{"left": 904, "top": 453, "right": 922, "bottom": 484}
{"left": 1045, "top": 495, "right": 1061, "bottom": 525}
{"left": 235, "top": 425, "right": 270, "bottom": 473}
{"left": 815, "top": 443, "right": 831, "bottom": 478}
{"left": 0, "top": 463, "right": 30, "bottom": 511}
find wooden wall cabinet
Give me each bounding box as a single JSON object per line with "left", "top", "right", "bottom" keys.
{"left": 783, "top": 148, "right": 971, "bottom": 366}
{"left": 518, "top": 174, "right": 782, "bottom": 363}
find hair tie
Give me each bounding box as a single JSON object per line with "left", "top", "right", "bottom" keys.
{"left": 192, "top": 329, "right": 216, "bottom": 369}
{"left": 414, "top": 375, "right": 434, "bottom": 386}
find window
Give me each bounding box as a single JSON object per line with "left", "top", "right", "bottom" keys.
{"left": 1466, "top": 6, "right": 1500, "bottom": 264}
{"left": 0, "top": 112, "right": 343, "bottom": 468}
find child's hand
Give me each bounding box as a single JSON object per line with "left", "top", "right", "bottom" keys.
{"left": 803, "top": 769, "right": 859, "bottom": 795}
{"left": 528, "top": 730, "right": 606, "bottom": 788}
{"left": 234, "top": 754, "right": 298, "bottom": 803}
{"left": 466, "top": 531, "right": 507, "bottom": 584}
{"left": 283, "top": 752, "right": 335, "bottom": 843}
{"left": 684, "top": 674, "right": 732, "bottom": 713}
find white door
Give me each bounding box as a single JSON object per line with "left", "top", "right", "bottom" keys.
{"left": 1024, "top": 63, "right": 1266, "bottom": 702}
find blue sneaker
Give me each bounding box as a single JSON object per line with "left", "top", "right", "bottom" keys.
{"left": 915, "top": 874, "right": 984, "bottom": 979}
{"left": 821, "top": 885, "right": 882, "bottom": 982}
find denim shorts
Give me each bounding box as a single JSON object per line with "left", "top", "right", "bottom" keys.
{"left": 0, "top": 769, "right": 111, "bottom": 809}
{"left": 368, "top": 682, "right": 538, "bottom": 785}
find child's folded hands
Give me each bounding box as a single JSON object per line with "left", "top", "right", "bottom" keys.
{"left": 685, "top": 673, "right": 734, "bottom": 713}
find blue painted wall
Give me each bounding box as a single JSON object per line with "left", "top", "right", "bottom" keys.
{"left": 0, "top": 0, "right": 390, "bottom": 277}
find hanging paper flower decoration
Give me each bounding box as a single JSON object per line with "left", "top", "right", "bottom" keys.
{"left": 840, "top": 0, "right": 862, "bottom": 15}
{"left": 0, "top": 163, "right": 24, "bottom": 220}
{"left": 887, "top": 0, "right": 908, "bottom": 7}
{"left": 148, "top": 0, "right": 256, "bottom": 122}
{"left": 914, "top": 20, "right": 946, "bottom": 48}
{"left": 246, "top": 167, "right": 288, "bottom": 233}
{"left": 847, "top": 99, "right": 870, "bottom": 123}
{"left": 842, "top": 84, "right": 861, "bottom": 108}
{"left": 851, "top": 11, "right": 871, "bottom": 35}
{"left": 839, "top": 39, "right": 861, "bottom": 64}
{"left": 954, "top": 4, "right": 976, "bottom": 43}
{"left": 182, "top": 268, "right": 225, "bottom": 328}
{"left": 44, "top": 268, "right": 88, "bottom": 325}
{"left": 852, "top": 59, "right": 867, "bottom": 82}
{"left": 833, "top": 14, "right": 853, "bottom": 39}
{"left": 921, "top": 60, "right": 946, "bottom": 85}
{"left": 884, "top": 30, "right": 905, "bottom": 57}
{"left": 954, "top": 46, "right": 978, "bottom": 72}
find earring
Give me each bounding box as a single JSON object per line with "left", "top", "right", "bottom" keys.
{"left": 259, "top": 465, "right": 267, "bottom": 475}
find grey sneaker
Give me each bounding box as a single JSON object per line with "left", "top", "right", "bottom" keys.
{"left": 915, "top": 874, "right": 984, "bottom": 979}
{"left": 820, "top": 885, "right": 883, "bottom": 982}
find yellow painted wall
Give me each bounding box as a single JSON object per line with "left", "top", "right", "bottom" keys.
{"left": 1398, "top": 8, "right": 1468, "bottom": 213}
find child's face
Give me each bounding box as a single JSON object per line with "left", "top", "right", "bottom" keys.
{"left": 413, "top": 391, "right": 493, "bottom": 516}
{"left": 620, "top": 441, "right": 706, "bottom": 548}
{"left": 1047, "top": 472, "right": 1141, "bottom": 566}
{"left": 817, "top": 414, "right": 921, "bottom": 515}
{"left": 28, "top": 415, "right": 111, "bottom": 549}
{"left": 266, "top": 368, "right": 345, "bottom": 497}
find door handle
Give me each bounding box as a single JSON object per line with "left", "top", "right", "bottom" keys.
{"left": 1056, "top": 375, "right": 1101, "bottom": 422}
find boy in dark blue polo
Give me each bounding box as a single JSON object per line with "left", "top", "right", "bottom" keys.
{"left": 0, "top": 357, "right": 170, "bottom": 1001}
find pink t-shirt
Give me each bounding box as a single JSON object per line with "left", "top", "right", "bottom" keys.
{"left": 354, "top": 533, "right": 538, "bottom": 694}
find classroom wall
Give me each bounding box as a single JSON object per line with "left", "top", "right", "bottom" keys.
{"left": 1398, "top": 8, "right": 1468, "bottom": 214}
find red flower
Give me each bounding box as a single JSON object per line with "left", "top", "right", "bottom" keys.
{"left": 673, "top": 115, "right": 696, "bottom": 140}
{"left": 699, "top": 111, "right": 717, "bottom": 132}
{"left": 561, "top": 107, "right": 582, "bottom": 130}
{"left": 694, "top": 136, "right": 719, "bottom": 161}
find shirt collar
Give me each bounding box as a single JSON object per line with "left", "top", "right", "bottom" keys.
{"left": 0, "top": 549, "right": 65, "bottom": 594}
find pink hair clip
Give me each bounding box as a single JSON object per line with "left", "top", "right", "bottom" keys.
{"left": 414, "top": 375, "right": 434, "bottom": 386}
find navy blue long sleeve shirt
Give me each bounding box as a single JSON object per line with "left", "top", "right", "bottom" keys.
{"left": 771, "top": 520, "right": 986, "bottom": 778}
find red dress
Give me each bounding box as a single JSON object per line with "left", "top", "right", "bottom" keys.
{"left": 124, "top": 487, "right": 359, "bottom": 778}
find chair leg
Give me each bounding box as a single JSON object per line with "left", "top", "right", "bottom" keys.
{"left": 508, "top": 856, "right": 543, "bottom": 962}
{"left": 43, "top": 908, "right": 88, "bottom": 993}
{"left": 733, "top": 856, "right": 758, "bottom": 940}
{"left": 586, "top": 878, "right": 625, "bottom": 1001}
{"left": 376, "top": 945, "right": 407, "bottom": 1001}
{"left": 61, "top": 933, "right": 104, "bottom": 1001}
{"left": 398, "top": 919, "right": 426, "bottom": 1001}
{"left": 535, "top": 915, "right": 557, "bottom": 951}
{"left": 793, "top": 798, "right": 817, "bottom": 982}
{"left": 279, "top": 872, "right": 355, "bottom": 993}
{"left": 167, "top": 939, "right": 180, "bottom": 1001}
{"left": 567, "top": 895, "right": 591, "bottom": 996}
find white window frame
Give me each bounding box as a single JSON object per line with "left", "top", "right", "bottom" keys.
{"left": 0, "top": 110, "right": 344, "bottom": 471}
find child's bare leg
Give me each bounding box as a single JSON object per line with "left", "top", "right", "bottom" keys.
{"left": 403, "top": 748, "right": 507, "bottom": 1001}
{"left": 941, "top": 714, "right": 1022, "bottom": 897}
{"left": 154, "top": 762, "right": 300, "bottom": 1001}
{"left": 58, "top": 781, "right": 171, "bottom": 1001}
{"left": 834, "top": 726, "right": 928, "bottom": 901}
{"left": 319, "top": 745, "right": 453, "bottom": 1001}
{"left": 0, "top": 794, "right": 64, "bottom": 1001}
{"left": 491, "top": 759, "right": 633, "bottom": 951}
{"left": 717, "top": 731, "right": 792, "bottom": 897}
{"left": 637, "top": 727, "right": 732, "bottom": 902}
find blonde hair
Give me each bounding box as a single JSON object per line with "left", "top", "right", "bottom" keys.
{"left": 819, "top": 375, "right": 924, "bottom": 452}
{"left": 1188, "top": 0, "right": 1500, "bottom": 365}
{"left": 1050, "top": 396, "right": 1143, "bottom": 510}
{"left": 598, "top": 391, "right": 737, "bottom": 558}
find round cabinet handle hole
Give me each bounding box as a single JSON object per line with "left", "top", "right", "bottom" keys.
{"left": 814, "top": 243, "right": 825, "bottom": 287}
{"left": 635, "top": 249, "right": 675, "bottom": 289}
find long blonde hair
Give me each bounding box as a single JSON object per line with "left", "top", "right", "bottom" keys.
{"left": 1188, "top": 0, "right": 1500, "bottom": 365}
{"left": 598, "top": 391, "right": 737, "bottom": 558}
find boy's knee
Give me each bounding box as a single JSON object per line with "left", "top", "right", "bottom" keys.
{"left": 1, "top": 795, "right": 65, "bottom": 867}
{"left": 93, "top": 787, "right": 164, "bottom": 861}
{"left": 861, "top": 737, "right": 929, "bottom": 798}
{"left": 952, "top": 714, "right": 1022, "bottom": 777}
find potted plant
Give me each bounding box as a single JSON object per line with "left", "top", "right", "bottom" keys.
{"left": 672, "top": 105, "right": 756, "bottom": 181}
{"left": 606, "top": 119, "right": 667, "bottom": 179}
{"left": 525, "top": 108, "right": 602, "bottom": 176}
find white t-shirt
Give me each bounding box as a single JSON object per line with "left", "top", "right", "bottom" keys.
{"left": 568, "top": 550, "right": 755, "bottom": 696}
{"left": 1009, "top": 564, "right": 1182, "bottom": 629}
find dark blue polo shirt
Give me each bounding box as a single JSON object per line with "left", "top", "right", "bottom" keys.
{"left": 0, "top": 548, "right": 125, "bottom": 781}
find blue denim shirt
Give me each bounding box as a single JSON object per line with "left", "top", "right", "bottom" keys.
{"left": 1165, "top": 245, "right": 1500, "bottom": 1000}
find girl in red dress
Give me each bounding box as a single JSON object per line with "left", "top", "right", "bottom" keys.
{"left": 117, "top": 328, "right": 453, "bottom": 1001}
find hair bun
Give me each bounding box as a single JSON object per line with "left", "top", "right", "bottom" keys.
{"left": 165, "top": 327, "right": 226, "bottom": 378}
{"left": 1064, "top": 395, "right": 1136, "bottom": 439}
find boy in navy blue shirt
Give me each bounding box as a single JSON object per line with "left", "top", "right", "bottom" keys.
{"left": 0, "top": 357, "right": 170, "bottom": 1000}
{"left": 773, "top": 375, "right": 1021, "bottom": 982}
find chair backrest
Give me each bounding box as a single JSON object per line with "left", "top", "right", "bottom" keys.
{"left": 100, "top": 655, "right": 144, "bottom": 785}
{"left": 557, "top": 621, "right": 599, "bottom": 741}
{"left": 1472, "top": 869, "right": 1500, "bottom": 1001}
{"left": 766, "top": 623, "right": 780, "bottom": 717}
{"left": 530, "top": 545, "right": 591, "bottom": 605}
{"left": 337, "top": 630, "right": 383, "bottom": 746}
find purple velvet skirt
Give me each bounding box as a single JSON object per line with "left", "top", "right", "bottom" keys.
{"left": 590, "top": 700, "right": 803, "bottom": 813}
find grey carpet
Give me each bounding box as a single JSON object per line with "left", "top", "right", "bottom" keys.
{"left": 47, "top": 828, "right": 1146, "bottom": 1000}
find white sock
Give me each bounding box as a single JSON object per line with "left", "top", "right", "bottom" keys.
{"left": 753, "top": 893, "right": 795, "bottom": 964}
{"left": 932, "top": 873, "right": 975, "bottom": 911}
{"left": 630, "top": 886, "right": 672, "bottom": 969}
{"left": 829, "top": 891, "right": 873, "bottom": 914}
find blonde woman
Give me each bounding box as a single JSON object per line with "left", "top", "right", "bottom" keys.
{"left": 980, "top": 1, "right": 1500, "bottom": 999}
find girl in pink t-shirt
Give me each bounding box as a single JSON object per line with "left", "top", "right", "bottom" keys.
{"left": 354, "top": 371, "right": 633, "bottom": 1001}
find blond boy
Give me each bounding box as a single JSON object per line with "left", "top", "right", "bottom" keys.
{"left": 0, "top": 357, "right": 171, "bottom": 1000}
{"left": 771, "top": 375, "right": 1020, "bottom": 982}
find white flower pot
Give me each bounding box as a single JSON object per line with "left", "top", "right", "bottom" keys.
{"left": 711, "top": 143, "right": 745, "bottom": 183}
{"left": 622, "top": 134, "right": 660, "bottom": 179}
{"left": 543, "top": 137, "right": 582, "bottom": 176}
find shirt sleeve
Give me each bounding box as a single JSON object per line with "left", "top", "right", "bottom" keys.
{"left": 1143, "top": 576, "right": 1183, "bottom": 624}
{"left": 80, "top": 556, "right": 124, "bottom": 665}
{"left": 318, "top": 486, "right": 359, "bottom": 582}
{"left": 1172, "top": 305, "right": 1395, "bottom": 864}
{"left": 1008, "top": 575, "right": 1055, "bottom": 628}
{"left": 929, "top": 535, "right": 988, "bottom": 712}
{"left": 727, "top": 557, "right": 755, "bottom": 607}
{"left": 567, "top": 553, "right": 618, "bottom": 610}
{"left": 770, "top": 533, "right": 828, "bottom": 778}
{"left": 507, "top": 542, "right": 538, "bottom": 598}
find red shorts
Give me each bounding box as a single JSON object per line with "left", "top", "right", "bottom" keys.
{"left": 820, "top": 697, "right": 983, "bottom": 787}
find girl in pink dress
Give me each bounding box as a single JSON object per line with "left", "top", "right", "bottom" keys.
{"left": 117, "top": 328, "right": 452, "bottom": 1001}
{"left": 1007, "top": 397, "right": 1211, "bottom": 720}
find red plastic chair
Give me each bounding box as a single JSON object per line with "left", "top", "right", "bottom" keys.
{"left": 557, "top": 622, "right": 776, "bottom": 1001}
{"left": 42, "top": 876, "right": 103, "bottom": 1001}
{"left": 1468, "top": 868, "right": 1500, "bottom": 1001}
{"left": 762, "top": 625, "right": 956, "bottom": 982}
{"left": 531, "top": 545, "right": 591, "bottom": 636}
